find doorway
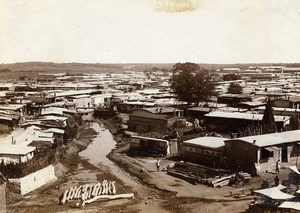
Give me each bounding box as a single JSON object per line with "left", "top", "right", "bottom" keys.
{"left": 282, "top": 145, "right": 288, "bottom": 162}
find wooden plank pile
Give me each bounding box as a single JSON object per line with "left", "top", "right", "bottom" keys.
{"left": 167, "top": 162, "right": 251, "bottom": 187}
{"left": 240, "top": 172, "right": 252, "bottom": 182}
{"left": 210, "top": 175, "right": 234, "bottom": 188}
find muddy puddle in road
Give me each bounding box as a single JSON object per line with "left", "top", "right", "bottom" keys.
{"left": 79, "top": 122, "right": 141, "bottom": 188}
{"left": 79, "top": 122, "right": 115, "bottom": 166}
{"left": 79, "top": 122, "right": 171, "bottom": 212}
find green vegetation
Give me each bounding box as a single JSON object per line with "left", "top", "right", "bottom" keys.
{"left": 170, "top": 62, "right": 216, "bottom": 106}
{"left": 223, "top": 73, "right": 241, "bottom": 81}
{"left": 63, "top": 116, "right": 79, "bottom": 143}
{"left": 227, "top": 82, "right": 243, "bottom": 94}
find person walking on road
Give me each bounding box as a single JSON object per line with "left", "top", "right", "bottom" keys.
{"left": 156, "top": 159, "right": 160, "bottom": 172}
{"left": 276, "top": 160, "right": 280, "bottom": 173}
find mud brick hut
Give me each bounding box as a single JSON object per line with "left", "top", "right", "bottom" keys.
{"left": 224, "top": 130, "right": 300, "bottom": 175}
{"left": 179, "top": 136, "right": 225, "bottom": 168}
{"left": 128, "top": 107, "right": 184, "bottom": 134}
{"left": 204, "top": 111, "right": 290, "bottom": 133}
{"left": 129, "top": 135, "right": 171, "bottom": 156}
{"left": 271, "top": 96, "right": 300, "bottom": 109}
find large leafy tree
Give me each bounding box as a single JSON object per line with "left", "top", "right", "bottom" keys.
{"left": 170, "top": 62, "right": 215, "bottom": 106}
{"left": 63, "top": 116, "right": 78, "bottom": 142}
{"left": 227, "top": 82, "right": 243, "bottom": 94}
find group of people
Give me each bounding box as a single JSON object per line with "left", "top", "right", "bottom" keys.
{"left": 261, "top": 176, "right": 280, "bottom": 189}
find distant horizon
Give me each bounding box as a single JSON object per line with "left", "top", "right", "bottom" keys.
{"left": 0, "top": 61, "right": 297, "bottom": 66}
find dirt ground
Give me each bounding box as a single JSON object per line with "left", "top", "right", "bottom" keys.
{"left": 5, "top": 119, "right": 291, "bottom": 213}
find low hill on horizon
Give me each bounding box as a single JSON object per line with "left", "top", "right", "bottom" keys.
{"left": 0, "top": 62, "right": 299, "bottom": 73}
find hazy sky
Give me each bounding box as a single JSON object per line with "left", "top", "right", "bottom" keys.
{"left": 1, "top": 0, "right": 300, "bottom": 64}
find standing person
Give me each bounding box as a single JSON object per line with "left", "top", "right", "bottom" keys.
{"left": 276, "top": 160, "right": 280, "bottom": 173}
{"left": 156, "top": 159, "right": 160, "bottom": 172}
{"left": 274, "top": 175, "right": 280, "bottom": 186}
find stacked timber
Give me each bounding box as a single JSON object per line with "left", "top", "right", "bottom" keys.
{"left": 167, "top": 162, "right": 232, "bottom": 186}
{"left": 240, "top": 172, "right": 251, "bottom": 181}
{"left": 210, "top": 175, "right": 234, "bottom": 187}
{"left": 167, "top": 162, "right": 251, "bottom": 187}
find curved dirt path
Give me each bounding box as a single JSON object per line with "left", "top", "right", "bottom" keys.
{"left": 80, "top": 122, "right": 172, "bottom": 212}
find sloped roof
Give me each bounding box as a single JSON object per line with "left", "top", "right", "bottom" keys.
{"left": 50, "top": 89, "right": 96, "bottom": 97}
{"left": 77, "top": 108, "right": 95, "bottom": 113}
{"left": 130, "top": 112, "right": 170, "bottom": 119}
{"left": 37, "top": 115, "right": 68, "bottom": 122}
{"left": 205, "top": 111, "right": 289, "bottom": 122}
{"left": 69, "top": 94, "right": 91, "bottom": 99}
{"left": 0, "top": 104, "right": 26, "bottom": 111}
{"left": 41, "top": 106, "right": 69, "bottom": 116}
{"left": 183, "top": 136, "right": 225, "bottom": 149}
{"left": 124, "top": 101, "right": 155, "bottom": 106}
{"left": 43, "top": 128, "right": 64, "bottom": 134}
{"left": 187, "top": 107, "right": 211, "bottom": 113}
{"left": 255, "top": 187, "right": 295, "bottom": 200}
{"left": 218, "top": 94, "right": 251, "bottom": 99}
{"left": 279, "top": 202, "right": 300, "bottom": 210}
{"left": 0, "top": 116, "right": 13, "bottom": 121}
{"left": 289, "top": 166, "right": 300, "bottom": 175}
{"left": 257, "top": 106, "right": 300, "bottom": 113}
{"left": 0, "top": 145, "right": 36, "bottom": 155}
{"left": 240, "top": 101, "right": 266, "bottom": 107}
{"left": 289, "top": 96, "right": 300, "bottom": 103}
{"left": 224, "top": 130, "right": 300, "bottom": 148}
{"left": 131, "top": 135, "right": 168, "bottom": 143}
{"left": 0, "top": 126, "right": 54, "bottom": 150}
{"left": 139, "top": 107, "right": 182, "bottom": 114}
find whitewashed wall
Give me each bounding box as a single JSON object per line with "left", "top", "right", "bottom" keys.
{"left": 74, "top": 97, "right": 92, "bottom": 108}
{"left": 91, "top": 94, "right": 112, "bottom": 106}
{"left": 9, "top": 165, "right": 57, "bottom": 196}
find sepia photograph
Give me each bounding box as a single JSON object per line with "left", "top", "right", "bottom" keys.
{"left": 1, "top": 0, "right": 300, "bottom": 212}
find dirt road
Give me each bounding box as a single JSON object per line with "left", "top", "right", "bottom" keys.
{"left": 6, "top": 122, "right": 173, "bottom": 212}
{"left": 6, "top": 120, "right": 262, "bottom": 213}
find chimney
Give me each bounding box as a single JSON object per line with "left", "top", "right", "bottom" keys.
{"left": 253, "top": 140, "right": 256, "bottom": 144}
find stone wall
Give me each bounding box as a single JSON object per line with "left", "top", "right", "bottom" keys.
{"left": 9, "top": 165, "right": 57, "bottom": 196}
